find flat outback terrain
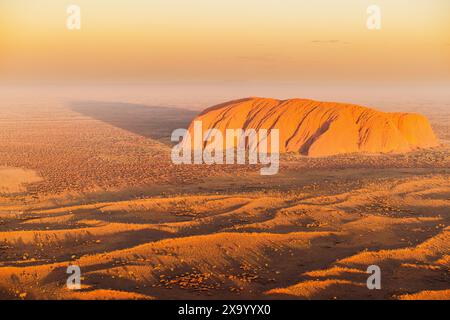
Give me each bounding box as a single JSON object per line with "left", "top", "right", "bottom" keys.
{"left": 0, "top": 89, "right": 448, "bottom": 300}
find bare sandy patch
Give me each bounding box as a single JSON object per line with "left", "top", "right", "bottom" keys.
{"left": 0, "top": 167, "right": 42, "bottom": 194}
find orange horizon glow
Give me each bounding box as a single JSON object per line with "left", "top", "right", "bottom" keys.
{"left": 1, "top": 0, "right": 449, "bottom": 83}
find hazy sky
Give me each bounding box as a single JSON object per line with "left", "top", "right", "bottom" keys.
{"left": 1, "top": 0, "right": 449, "bottom": 84}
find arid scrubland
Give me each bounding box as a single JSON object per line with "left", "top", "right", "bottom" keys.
{"left": 0, "top": 93, "right": 448, "bottom": 300}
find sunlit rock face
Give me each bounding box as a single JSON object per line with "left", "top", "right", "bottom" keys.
{"left": 187, "top": 97, "right": 439, "bottom": 157}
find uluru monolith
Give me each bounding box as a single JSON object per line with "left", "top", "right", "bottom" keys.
{"left": 186, "top": 97, "right": 439, "bottom": 157}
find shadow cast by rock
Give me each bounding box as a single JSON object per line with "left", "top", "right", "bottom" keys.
{"left": 69, "top": 100, "right": 198, "bottom": 144}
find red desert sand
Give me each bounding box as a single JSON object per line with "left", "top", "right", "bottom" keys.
{"left": 0, "top": 94, "right": 448, "bottom": 300}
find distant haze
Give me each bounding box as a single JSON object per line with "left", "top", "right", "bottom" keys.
{"left": 1, "top": 0, "right": 449, "bottom": 84}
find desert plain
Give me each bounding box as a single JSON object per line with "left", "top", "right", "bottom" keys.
{"left": 0, "top": 86, "right": 449, "bottom": 300}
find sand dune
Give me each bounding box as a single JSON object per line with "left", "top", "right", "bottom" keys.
{"left": 0, "top": 173, "right": 448, "bottom": 300}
